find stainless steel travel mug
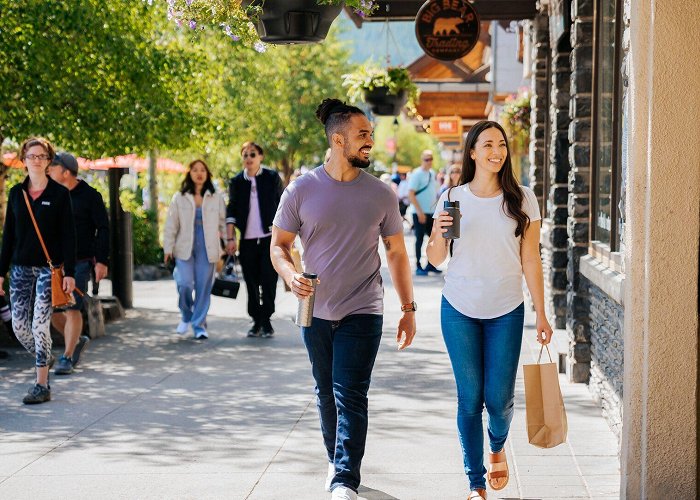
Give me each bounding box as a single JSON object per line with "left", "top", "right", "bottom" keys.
{"left": 442, "top": 200, "right": 461, "bottom": 239}
{"left": 295, "top": 272, "right": 318, "bottom": 327}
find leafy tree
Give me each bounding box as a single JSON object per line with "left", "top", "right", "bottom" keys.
{"left": 371, "top": 116, "right": 444, "bottom": 171}
{"left": 0, "top": 0, "right": 211, "bottom": 157}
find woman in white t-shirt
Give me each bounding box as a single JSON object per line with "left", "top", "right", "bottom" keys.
{"left": 426, "top": 120, "right": 553, "bottom": 500}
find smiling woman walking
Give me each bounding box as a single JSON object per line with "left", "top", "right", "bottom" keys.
{"left": 0, "top": 137, "right": 76, "bottom": 404}
{"left": 426, "top": 120, "right": 553, "bottom": 500}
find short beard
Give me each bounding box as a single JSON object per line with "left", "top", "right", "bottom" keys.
{"left": 348, "top": 155, "right": 370, "bottom": 169}
{"left": 344, "top": 142, "right": 370, "bottom": 169}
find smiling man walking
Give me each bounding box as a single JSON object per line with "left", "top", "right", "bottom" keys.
{"left": 271, "top": 99, "right": 417, "bottom": 500}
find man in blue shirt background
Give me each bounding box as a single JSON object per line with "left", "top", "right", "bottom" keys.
{"left": 408, "top": 150, "right": 442, "bottom": 276}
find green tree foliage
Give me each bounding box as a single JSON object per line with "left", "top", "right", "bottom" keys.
{"left": 371, "top": 116, "right": 443, "bottom": 170}
{"left": 176, "top": 29, "right": 352, "bottom": 182}
{"left": 0, "top": 0, "right": 210, "bottom": 157}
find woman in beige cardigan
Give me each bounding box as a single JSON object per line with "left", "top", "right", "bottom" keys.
{"left": 163, "top": 159, "right": 226, "bottom": 339}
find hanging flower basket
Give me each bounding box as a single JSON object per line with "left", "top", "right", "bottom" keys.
{"left": 364, "top": 87, "right": 408, "bottom": 116}
{"left": 342, "top": 65, "right": 420, "bottom": 117}
{"left": 241, "top": 0, "right": 343, "bottom": 44}
{"left": 169, "top": 0, "right": 378, "bottom": 46}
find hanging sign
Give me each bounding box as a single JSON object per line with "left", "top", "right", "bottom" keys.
{"left": 415, "top": 0, "right": 481, "bottom": 61}
{"left": 430, "top": 116, "right": 463, "bottom": 139}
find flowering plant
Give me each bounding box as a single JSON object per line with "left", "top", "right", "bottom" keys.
{"left": 342, "top": 64, "right": 420, "bottom": 112}
{"left": 168, "top": 0, "right": 378, "bottom": 48}
{"left": 499, "top": 89, "right": 531, "bottom": 154}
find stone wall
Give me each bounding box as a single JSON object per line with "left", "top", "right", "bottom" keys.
{"left": 585, "top": 277, "right": 624, "bottom": 439}
{"left": 566, "top": 0, "right": 594, "bottom": 383}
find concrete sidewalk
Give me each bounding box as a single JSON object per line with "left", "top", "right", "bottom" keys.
{"left": 0, "top": 242, "right": 620, "bottom": 499}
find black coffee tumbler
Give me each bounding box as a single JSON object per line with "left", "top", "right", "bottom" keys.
{"left": 442, "top": 200, "right": 461, "bottom": 239}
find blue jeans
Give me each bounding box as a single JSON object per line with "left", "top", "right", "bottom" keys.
{"left": 441, "top": 296, "right": 524, "bottom": 490}
{"left": 174, "top": 255, "right": 215, "bottom": 334}
{"left": 301, "top": 314, "right": 383, "bottom": 493}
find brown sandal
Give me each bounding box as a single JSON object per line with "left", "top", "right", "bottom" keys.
{"left": 468, "top": 489, "right": 487, "bottom": 499}
{"left": 487, "top": 449, "right": 509, "bottom": 490}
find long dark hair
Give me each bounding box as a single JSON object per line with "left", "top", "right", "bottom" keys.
{"left": 460, "top": 120, "right": 530, "bottom": 237}
{"left": 180, "top": 159, "right": 215, "bottom": 195}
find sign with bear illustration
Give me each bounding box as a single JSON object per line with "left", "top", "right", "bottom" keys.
{"left": 415, "top": 0, "right": 480, "bottom": 61}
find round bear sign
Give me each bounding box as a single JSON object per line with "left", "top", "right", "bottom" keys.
{"left": 415, "top": 0, "right": 481, "bottom": 61}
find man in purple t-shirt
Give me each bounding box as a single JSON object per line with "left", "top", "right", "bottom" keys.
{"left": 271, "top": 99, "right": 417, "bottom": 500}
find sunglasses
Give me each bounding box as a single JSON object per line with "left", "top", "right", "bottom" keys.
{"left": 423, "top": 157, "right": 433, "bottom": 162}
{"left": 450, "top": 170, "right": 461, "bottom": 175}
{"left": 243, "top": 152, "right": 258, "bottom": 159}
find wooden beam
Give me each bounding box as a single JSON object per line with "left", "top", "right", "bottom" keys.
{"left": 348, "top": 0, "right": 538, "bottom": 24}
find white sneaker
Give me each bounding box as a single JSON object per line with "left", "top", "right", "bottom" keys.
{"left": 331, "top": 486, "right": 357, "bottom": 500}
{"left": 325, "top": 462, "right": 334, "bottom": 492}
{"left": 176, "top": 321, "right": 190, "bottom": 334}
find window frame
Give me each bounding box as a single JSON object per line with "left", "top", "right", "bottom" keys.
{"left": 590, "top": 0, "right": 624, "bottom": 253}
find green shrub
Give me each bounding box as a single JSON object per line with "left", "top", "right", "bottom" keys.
{"left": 132, "top": 209, "right": 162, "bottom": 266}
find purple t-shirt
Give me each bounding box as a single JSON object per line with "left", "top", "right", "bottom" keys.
{"left": 273, "top": 166, "right": 404, "bottom": 321}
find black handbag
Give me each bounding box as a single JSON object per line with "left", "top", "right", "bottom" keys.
{"left": 211, "top": 255, "right": 241, "bottom": 299}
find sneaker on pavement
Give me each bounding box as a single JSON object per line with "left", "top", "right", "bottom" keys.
{"left": 247, "top": 323, "right": 262, "bottom": 338}
{"left": 176, "top": 321, "right": 191, "bottom": 334}
{"left": 194, "top": 330, "right": 209, "bottom": 340}
{"left": 425, "top": 263, "right": 442, "bottom": 274}
{"left": 331, "top": 486, "right": 358, "bottom": 500}
{"left": 54, "top": 355, "right": 74, "bottom": 375}
{"left": 415, "top": 266, "right": 428, "bottom": 276}
{"left": 261, "top": 320, "right": 275, "bottom": 338}
{"left": 325, "top": 462, "right": 335, "bottom": 492}
{"left": 23, "top": 383, "right": 51, "bottom": 404}
{"left": 71, "top": 335, "right": 90, "bottom": 367}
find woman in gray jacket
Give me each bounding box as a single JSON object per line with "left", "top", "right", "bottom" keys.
{"left": 164, "top": 160, "right": 226, "bottom": 339}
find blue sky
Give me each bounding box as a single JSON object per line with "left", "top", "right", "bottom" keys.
{"left": 335, "top": 17, "right": 424, "bottom": 67}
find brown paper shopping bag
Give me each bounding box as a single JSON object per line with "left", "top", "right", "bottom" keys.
{"left": 523, "top": 345, "right": 568, "bottom": 448}
{"left": 284, "top": 247, "right": 304, "bottom": 292}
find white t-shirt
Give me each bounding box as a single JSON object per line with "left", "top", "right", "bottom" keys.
{"left": 434, "top": 183, "right": 541, "bottom": 319}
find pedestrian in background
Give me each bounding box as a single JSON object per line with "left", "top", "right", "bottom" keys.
{"left": 408, "top": 150, "right": 441, "bottom": 276}
{"left": 226, "top": 141, "right": 283, "bottom": 338}
{"left": 48, "top": 152, "right": 109, "bottom": 375}
{"left": 440, "top": 164, "right": 462, "bottom": 196}
{"left": 426, "top": 120, "right": 553, "bottom": 500}
{"left": 0, "top": 137, "right": 76, "bottom": 404}
{"left": 271, "top": 99, "right": 416, "bottom": 500}
{"left": 164, "top": 159, "right": 226, "bottom": 340}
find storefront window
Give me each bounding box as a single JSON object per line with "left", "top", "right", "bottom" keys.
{"left": 592, "top": 0, "right": 622, "bottom": 249}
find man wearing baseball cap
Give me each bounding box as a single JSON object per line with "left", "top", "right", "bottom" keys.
{"left": 48, "top": 152, "right": 109, "bottom": 375}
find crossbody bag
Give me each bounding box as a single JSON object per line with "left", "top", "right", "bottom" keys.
{"left": 22, "top": 190, "right": 82, "bottom": 309}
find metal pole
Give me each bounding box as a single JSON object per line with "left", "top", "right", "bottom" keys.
{"left": 108, "top": 167, "right": 133, "bottom": 308}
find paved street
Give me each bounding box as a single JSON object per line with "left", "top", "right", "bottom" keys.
{"left": 0, "top": 235, "right": 621, "bottom": 499}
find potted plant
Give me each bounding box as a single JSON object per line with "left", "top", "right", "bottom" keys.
{"left": 342, "top": 64, "right": 420, "bottom": 116}
{"left": 169, "top": 0, "right": 378, "bottom": 45}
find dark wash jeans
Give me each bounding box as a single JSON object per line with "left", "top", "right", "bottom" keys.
{"left": 441, "top": 296, "right": 524, "bottom": 490}
{"left": 301, "top": 314, "right": 383, "bottom": 493}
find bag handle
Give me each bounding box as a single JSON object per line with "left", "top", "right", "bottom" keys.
{"left": 22, "top": 190, "right": 54, "bottom": 268}
{"left": 537, "top": 344, "right": 554, "bottom": 364}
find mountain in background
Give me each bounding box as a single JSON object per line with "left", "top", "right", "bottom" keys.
{"left": 335, "top": 16, "right": 423, "bottom": 67}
